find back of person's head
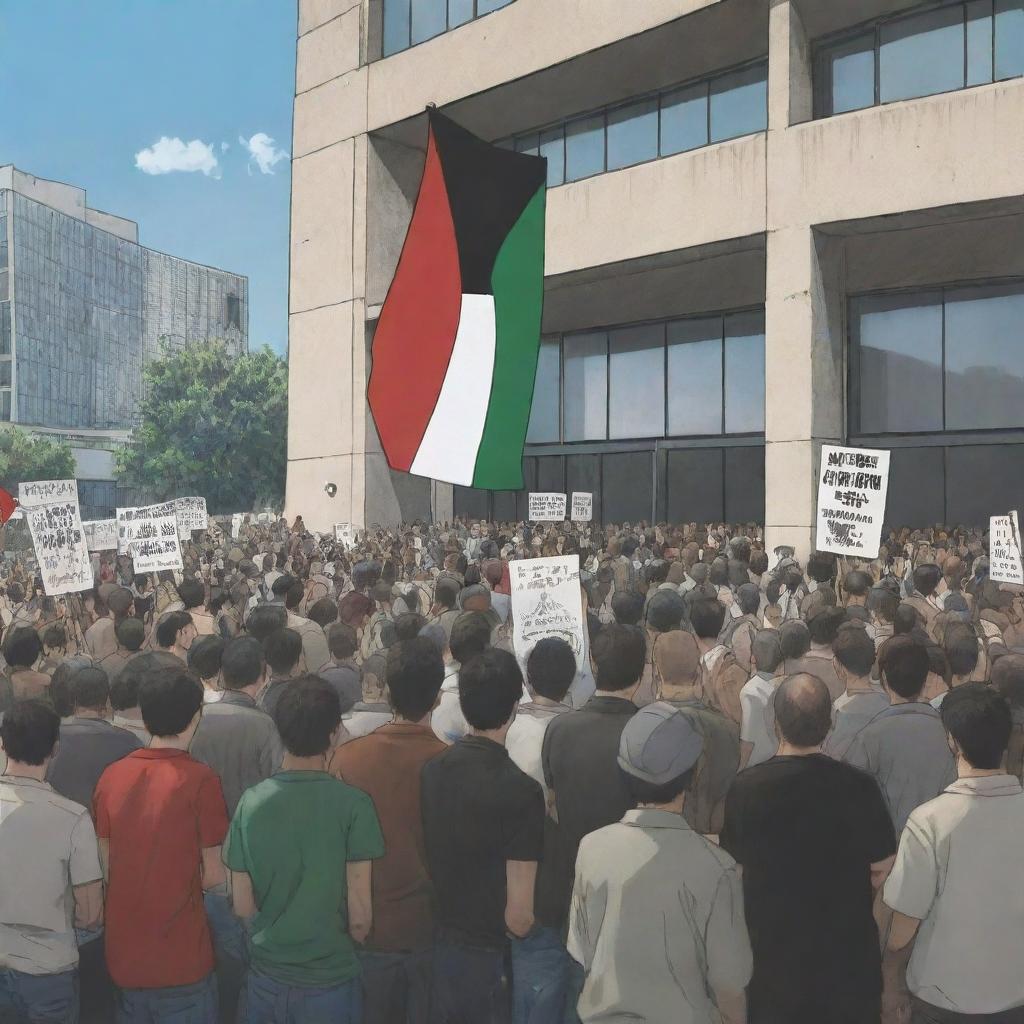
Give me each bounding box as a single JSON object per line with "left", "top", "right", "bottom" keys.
{"left": 107, "top": 587, "right": 135, "bottom": 618}
{"left": 0, "top": 699, "right": 59, "bottom": 765}
{"left": 832, "top": 625, "right": 876, "bottom": 678}
{"left": 807, "top": 552, "right": 837, "bottom": 585}
{"left": 274, "top": 675, "right": 341, "bottom": 757}
{"left": 730, "top": 537, "right": 752, "bottom": 565}
{"left": 708, "top": 558, "right": 729, "bottom": 587}
{"left": 752, "top": 629, "right": 784, "bottom": 674}
{"left": 611, "top": 591, "right": 644, "bottom": 627}
{"left": 647, "top": 590, "right": 685, "bottom": 633}
{"left": 177, "top": 579, "right": 205, "bottom": 611}
{"left": 941, "top": 683, "right": 1012, "bottom": 769}
{"left": 307, "top": 597, "right": 338, "bottom": 629}
{"left": 188, "top": 634, "right": 225, "bottom": 683}
{"left": 689, "top": 562, "right": 709, "bottom": 586}
{"left": 867, "top": 586, "right": 899, "bottom": 624}
{"left": 778, "top": 619, "right": 811, "bottom": 660}
{"left": 881, "top": 640, "right": 930, "bottom": 700}
{"left": 993, "top": 653, "right": 1024, "bottom": 708}
{"left": 774, "top": 674, "right": 832, "bottom": 748}
{"left": 893, "top": 602, "right": 920, "bottom": 636}
{"left": 156, "top": 611, "right": 193, "bottom": 649}
{"left": 263, "top": 628, "right": 303, "bottom": 676}
{"left": 284, "top": 580, "right": 306, "bottom": 611}
{"left": 271, "top": 573, "right": 297, "bottom": 600}
{"left": 394, "top": 612, "right": 427, "bottom": 642}
{"left": 688, "top": 597, "right": 726, "bottom": 640}
{"left": 844, "top": 570, "right": 873, "bottom": 598}
{"left": 418, "top": 621, "right": 447, "bottom": 657}
{"left": 807, "top": 606, "right": 847, "bottom": 646}
{"left": 42, "top": 623, "right": 67, "bottom": 650}
{"left": 727, "top": 560, "right": 749, "bottom": 590}
{"left": 913, "top": 563, "right": 942, "bottom": 598}
{"left": 115, "top": 616, "right": 145, "bottom": 652}
{"left": 617, "top": 703, "right": 702, "bottom": 806}
{"left": 749, "top": 550, "right": 769, "bottom": 576}
{"left": 645, "top": 560, "right": 669, "bottom": 586}
{"left": 449, "top": 611, "right": 492, "bottom": 664}
{"left": 7, "top": 583, "right": 24, "bottom": 604}
{"left": 591, "top": 623, "right": 646, "bottom": 692}
{"left": 765, "top": 577, "right": 783, "bottom": 606}
{"left": 652, "top": 630, "right": 700, "bottom": 687}
{"left": 736, "top": 582, "right": 760, "bottom": 616}
{"left": 70, "top": 666, "right": 110, "bottom": 712}
{"left": 526, "top": 637, "right": 576, "bottom": 703}
{"left": 434, "top": 578, "right": 459, "bottom": 610}
{"left": 926, "top": 644, "right": 952, "bottom": 690}
{"left": 327, "top": 621, "right": 359, "bottom": 662}
{"left": 3, "top": 626, "right": 41, "bottom": 669}
{"left": 386, "top": 637, "right": 444, "bottom": 720}
{"left": 246, "top": 603, "right": 288, "bottom": 641}
{"left": 943, "top": 623, "right": 980, "bottom": 677}
{"left": 139, "top": 666, "right": 203, "bottom": 738}
{"left": 338, "top": 592, "right": 374, "bottom": 627}
{"left": 458, "top": 648, "right": 523, "bottom": 730}
{"left": 220, "top": 636, "right": 265, "bottom": 691}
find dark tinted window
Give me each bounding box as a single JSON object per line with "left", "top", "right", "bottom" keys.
{"left": 609, "top": 323, "right": 664, "bottom": 438}
{"left": 564, "top": 114, "right": 605, "bottom": 182}
{"left": 667, "top": 317, "right": 722, "bottom": 435}
{"left": 724, "top": 311, "right": 766, "bottom": 433}
{"left": 606, "top": 98, "right": 659, "bottom": 171}
{"left": 996, "top": 0, "right": 1024, "bottom": 77}
{"left": 527, "top": 339, "right": 560, "bottom": 443}
{"left": 563, "top": 332, "right": 607, "bottom": 441}
{"left": 824, "top": 32, "right": 876, "bottom": 113}
{"left": 660, "top": 83, "right": 708, "bottom": 155}
{"left": 879, "top": 4, "right": 965, "bottom": 103}
{"left": 710, "top": 64, "right": 767, "bottom": 142}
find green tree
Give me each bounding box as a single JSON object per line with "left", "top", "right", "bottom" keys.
{"left": 116, "top": 340, "right": 288, "bottom": 514}
{"left": 0, "top": 427, "right": 76, "bottom": 493}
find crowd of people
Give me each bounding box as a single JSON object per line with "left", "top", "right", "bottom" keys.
{"left": 0, "top": 511, "right": 1022, "bottom": 1024}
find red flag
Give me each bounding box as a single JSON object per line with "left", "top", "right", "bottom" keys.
{"left": 0, "top": 488, "right": 19, "bottom": 526}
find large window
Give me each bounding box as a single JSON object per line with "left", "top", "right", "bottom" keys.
{"left": 503, "top": 61, "right": 768, "bottom": 187}
{"left": 528, "top": 310, "right": 765, "bottom": 444}
{"left": 383, "top": 0, "right": 514, "bottom": 57}
{"left": 850, "top": 281, "right": 1024, "bottom": 435}
{"left": 816, "top": 0, "right": 1024, "bottom": 117}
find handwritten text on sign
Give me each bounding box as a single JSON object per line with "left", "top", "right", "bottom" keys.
{"left": 510, "top": 555, "right": 585, "bottom": 670}
{"left": 83, "top": 519, "right": 119, "bottom": 552}
{"left": 117, "top": 504, "right": 184, "bottom": 572}
{"left": 529, "top": 493, "right": 567, "bottom": 522}
{"left": 174, "top": 497, "right": 208, "bottom": 538}
{"left": 571, "top": 492, "right": 593, "bottom": 523}
{"left": 19, "top": 479, "right": 78, "bottom": 509}
{"left": 990, "top": 512, "right": 1024, "bottom": 586}
{"left": 815, "top": 445, "right": 891, "bottom": 558}
{"left": 26, "top": 500, "right": 93, "bottom": 596}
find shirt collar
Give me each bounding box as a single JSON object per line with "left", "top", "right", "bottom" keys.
{"left": 0, "top": 775, "right": 52, "bottom": 791}
{"left": 219, "top": 690, "right": 257, "bottom": 708}
{"left": 878, "top": 701, "right": 940, "bottom": 719}
{"left": 944, "top": 774, "right": 1023, "bottom": 797}
{"left": 585, "top": 695, "right": 638, "bottom": 714}
{"left": 458, "top": 735, "right": 509, "bottom": 758}
{"left": 622, "top": 808, "right": 692, "bottom": 831}
{"left": 132, "top": 748, "right": 189, "bottom": 760}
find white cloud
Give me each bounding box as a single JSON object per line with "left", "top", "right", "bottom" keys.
{"left": 240, "top": 132, "right": 289, "bottom": 175}
{"left": 221, "top": 141, "right": 230, "bottom": 152}
{"left": 134, "top": 137, "right": 220, "bottom": 177}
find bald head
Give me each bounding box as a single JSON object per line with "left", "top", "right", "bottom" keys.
{"left": 774, "top": 673, "right": 832, "bottom": 749}
{"left": 653, "top": 630, "right": 701, "bottom": 691}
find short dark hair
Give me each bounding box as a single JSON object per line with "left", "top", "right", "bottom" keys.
{"left": 807, "top": 552, "right": 837, "bottom": 585}
{"left": 42, "top": 624, "right": 67, "bottom": 650}
{"left": 844, "top": 570, "right": 873, "bottom": 597}
{"left": 808, "top": 606, "right": 846, "bottom": 646}
{"left": 386, "top": 637, "right": 444, "bottom": 720}
{"left": 271, "top": 574, "right": 296, "bottom": 599}
{"left": 327, "top": 622, "right": 358, "bottom": 661}
{"left": 941, "top": 683, "right": 1012, "bottom": 769}
{"left": 881, "top": 641, "right": 930, "bottom": 700}
{"left": 591, "top": 623, "right": 646, "bottom": 692}
{"left": 736, "top": 583, "right": 760, "bottom": 616}
{"left": 156, "top": 611, "right": 193, "bottom": 649}
{"left": 263, "top": 628, "right": 303, "bottom": 675}
{"left": 71, "top": 666, "right": 110, "bottom": 711}
{"left": 774, "top": 674, "right": 832, "bottom": 747}
{"left": 434, "top": 579, "right": 459, "bottom": 610}
{"left": 220, "top": 637, "right": 265, "bottom": 690}
{"left": 943, "top": 624, "right": 979, "bottom": 677}
{"left": 394, "top": 612, "right": 427, "bottom": 642}
{"left": 752, "top": 629, "right": 784, "bottom": 673}
{"left": 0, "top": 700, "right": 59, "bottom": 764}
{"left": 449, "top": 612, "right": 492, "bottom": 664}
{"left": 778, "top": 620, "right": 811, "bottom": 660}
{"left": 3, "top": 626, "right": 41, "bottom": 669}
{"left": 913, "top": 564, "right": 942, "bottom": 598}
{"left": 177, "top": 579, "right": 205, "bottom": 611}
{"left": 274, "top": 675, "right": 341, "bottom": 757}
{"left": 284, "top": 581, "right": 305, "bottom": 611}
{"left": 110, "top": 651, "right": 178, "bottom": 711}
{"left": 832, "top": 626, "right": 875, "bottom": 677}
{"left": 993, "top": 653, "right": 1024, "bottom": 708}
{"left": 458, "top": 648, "right": 523, "bottom": 730}
{"left": 611, "top": 592, "right": 644, "bottom": 627}
{"left": 139, "top": 666, "right": 203, "bottom": 737}
{"left": 688, "top": 598, "right": 726, "bottom": 640}
{"left": 307, "top": 598, "right": 338, "bottom": 629}
{"left": 647, "top": 591, "right": 685, "bottom": 633}
{"left": 115, "top": 616, "right": 146, "bottom": 652}
{"left": 926, "top": 644, "right": 952, "bottom": 688}
{"left": 188, "top": 635, "right": 225, "bottom": 682}
{"left": 526, "top": 637, "right": 576, "bottom": 702}
{"left": 894, "top": 603, "right": 919, "bottom": 636}
{"left": 868, "top": 587, "right": 899, "bottom": 623}
{"left": 620, "top": 765, "right": 695, "bottom": 806}
{"left": 246, "top": 603, "right": 288, "bottom": 642}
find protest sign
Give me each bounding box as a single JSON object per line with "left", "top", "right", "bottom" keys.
{"left": 528, "top": 492, "right": 567, "bottom": 522}
{"left": 21, "top": 479, "right": 93, "bottom": 596}
{"left": 990, "top": 512, "right": 1024, "bottom": 585}
{"left": 174, "top": 497, "right": 208, "bottom": 539}
{"left": 815, "top": 445, "right": 890, "bottom": 558}
{"left": 570, "top": 492, "right": 593, "bottom": 523}
{"left": 510, "top": 555, "right": 586, "bottom": 669}
{"left": 231, "top": 513, "right": 243, "bottom": 539}
{"left": 82, "top": 519, "right": 118, "bottom": 552}
{"left": 117, "top": 503, "right": 183, "bottom": 572}
{"left": 19, "top": 479, "right": 78, "bottom": 509}
{"left": 334, "top": 523, "right": 355, "bottom": 547}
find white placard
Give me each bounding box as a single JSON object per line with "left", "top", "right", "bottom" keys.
{"left": 19, "top": 479, "right": 78, "bottom": 509}
{"left": 117, "top": 503, "right": 184, "bottom": 572}
{"left": 815, "top": 445, "right": 891, "bottom": 558}
{"left": 510, "top": 555, "right": 586, "bottom": 669}
{"left": 570, "top": 492, "right": 593, "bottom": 523}
{"left": 990, "top": 512, "right": 1024, "bottom": 585}
{"left": 334, "top": 523, "right": 355, "bottom": 547}
{"left": 231, "top": 513, "right": 244, "bottom": 539}
{"left": 82, "top": 519, "right": 119, "bottom": 552}
{"left": 174, "top": 497, "right": 208, "bottom": 539}
{"left": 24, "top": 491, "right": 93, "bottom": 596}
{"left": 529, "top": 492, "right": 567, "bottom": 522}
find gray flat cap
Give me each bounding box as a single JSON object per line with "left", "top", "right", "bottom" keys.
{"left": 617, "top": 702, "right": 703, "bottom": 785}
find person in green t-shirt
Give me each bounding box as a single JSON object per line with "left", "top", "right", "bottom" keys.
{"left": 224, "top": 674, "right": 384, "bottom": 1023}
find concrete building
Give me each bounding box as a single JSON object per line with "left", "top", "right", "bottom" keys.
{"left": 286, "top": 0, "right": 1024, "bottom": 556}
{"left": 0, "top": 166, "right": 248, "bottom": 518}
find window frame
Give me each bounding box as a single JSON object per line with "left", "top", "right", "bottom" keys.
{"left": 381, "top": 0, "right": 517, "bottom": 59}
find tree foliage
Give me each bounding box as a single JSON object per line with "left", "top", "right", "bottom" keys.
{"left": 116, "top": 341, "right": 288, "bottom": 514}
{"left": 0, "top": 427, "right": 76, "bottom": 494}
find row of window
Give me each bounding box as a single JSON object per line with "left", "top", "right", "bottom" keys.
{"left": 500, "top": 63, "right": 768, "bottom": 188}
{"left": 383, "top": 0, "right": 513, "bottom": 56}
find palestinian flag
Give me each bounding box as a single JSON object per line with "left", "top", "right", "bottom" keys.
{"left": 368, "top": 108, "right": 546, "bottom": 490}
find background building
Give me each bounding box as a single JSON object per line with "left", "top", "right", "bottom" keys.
{"left": 0, "top": 166, "right": 248, "bottom": 517}
{"left": 287, "top": 0, "right": 1024, "bottom": 556}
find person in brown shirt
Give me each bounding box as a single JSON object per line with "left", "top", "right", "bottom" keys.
{"left": 3, "top": 627, "right": 52, "bottom": 700}
{"left": 330, "top": 635, "right": 445, "bottom": 1024}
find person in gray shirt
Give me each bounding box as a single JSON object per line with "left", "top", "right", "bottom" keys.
{"left": 318, "top": 622, "right": 362, "bottom": 711}
{"left": 844, "top": 638, "right": 955, "bottom": 833}
{"left": 824, "top": 625, "right": 889, "bottom": 761}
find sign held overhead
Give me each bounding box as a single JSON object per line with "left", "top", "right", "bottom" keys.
{"left": 815, "top": 445, "right": 890, "bottom": 558}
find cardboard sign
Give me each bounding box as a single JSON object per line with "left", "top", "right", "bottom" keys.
{"left": 510, "top": 555, "right": 586, "bottom": 669}
{"left": 117, "top": 503, "right": 184, "bottom": 572}
{"left": 82, "top": 519, "right": 119, "bottom": 553}
{"left": 815, "top": 445, "right": 891, "bottom": 558}
{"left": 174, "top": 497, "right": 208, "bottom": 539}
{"left": 19, "top": 479, "right": 78, "bottom": 509}
{"left": 571, "top": 492, "right": 593, "bottom": 523}
{"left": 990, "top": 512, "right": 1024, "bottom": 585}
{"left": 334, "top": 523, "right": 355, "bottom": 547}
{"left": 22, "top": 479, "right": 93, "bottom": 596}
{"left": 528, "top": 492, "right": 567, "bottom": 522}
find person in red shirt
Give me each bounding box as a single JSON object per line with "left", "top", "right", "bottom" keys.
{"left": 93, "top": 665, "right": 228, "bottom": 1024}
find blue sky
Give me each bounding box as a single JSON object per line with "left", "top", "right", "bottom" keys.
{"left": 0, "top": 0, "right": 296, "bottom": 355}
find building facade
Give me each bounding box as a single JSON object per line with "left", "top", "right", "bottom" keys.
{"left": 0, "top": 166, "right": 248, "bottom": 517}
{"left": 286, "top": 0, "right": 1024, "bottom": 557}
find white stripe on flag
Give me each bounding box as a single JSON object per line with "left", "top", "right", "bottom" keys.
{"left": 410, "top": 293, "right": 496, "bottom": 486}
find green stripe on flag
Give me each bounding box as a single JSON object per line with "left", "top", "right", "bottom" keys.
{"left": 472, "top": 185, "right": 546, "bottom": 490}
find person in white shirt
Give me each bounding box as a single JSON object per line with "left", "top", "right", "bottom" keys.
{"left": 739, "top": 629, "right": 784, "bottom": 769}
{"left": 432, "top": 612, "right": 491, "bottom": 745}
{"left": 884, "top": 684, "right": 1024, "bottom": 1022}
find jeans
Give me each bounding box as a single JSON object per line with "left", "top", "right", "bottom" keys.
{"left": 116, "top": 974, "right": 217, "bottom": 1024}
{"left": 0, "top": 969, "right": 78, "bottom": 1024}
{"left": 243, "top": 970, "right": 362, "bottom": 1024}
{"left": 509, "top": 928, "right": 571, "bottom": 1024}
{"left": 202, "top": 893, "right": 246, "bottom": 1024}
{"left": 562, "top": 959, "right": 584, "bottom": 1024}
{"left": 430, "top": 940, "right": 509, "bottom": 1024}
{"left": 358, "top": 950, "right": 431, "bottom": 1024}
{"left": 74, "top": 929, "right": 113, "bottom": 1024}
{"left": 911, "top": 998, "right": 1024, "bottom": 1024}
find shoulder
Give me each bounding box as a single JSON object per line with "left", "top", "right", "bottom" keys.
{"left": 37, "top": 785, "right": 93, "bottom": 824}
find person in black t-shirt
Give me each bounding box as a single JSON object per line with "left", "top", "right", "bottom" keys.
{"left": 720, "top": 673, "right": 897, "bottom": 1024}
{"left": 421, "top": 647, "right": 544, "bottom": 1024}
